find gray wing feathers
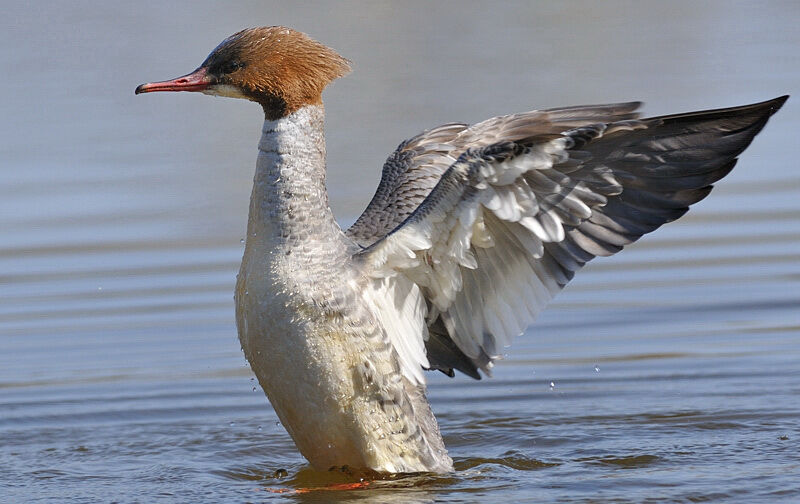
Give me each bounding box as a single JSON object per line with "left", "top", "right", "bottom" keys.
{"left": 347, "top": 102, "right": 642, "bottom": 246}
{"left": 548, "top": 97, "right": 787, "bottom": 281}
{"left": 348, "top": 123, "right": 468, "bottom": 246}
{"left": 356, "top": 96, "right": 787, "bottom": 379}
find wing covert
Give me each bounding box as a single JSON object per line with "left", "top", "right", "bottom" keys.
{"left": 347, "top": 102, "right": 643, "bottom": 247}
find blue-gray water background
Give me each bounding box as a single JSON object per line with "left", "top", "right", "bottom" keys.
{"left": 1, "top": 1, "right": 798, "bottom": 502}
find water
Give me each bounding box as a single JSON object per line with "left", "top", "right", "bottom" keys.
{"left": 2, "top": 1, "right": 799, "bottom": 502}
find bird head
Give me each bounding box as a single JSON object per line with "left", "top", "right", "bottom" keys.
{"left": 135, "top": 26, "right": 351, "bottom": 120}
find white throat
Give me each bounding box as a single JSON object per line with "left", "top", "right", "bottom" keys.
{"left": 244, "top": 105, "right": 349, "bottom": 254}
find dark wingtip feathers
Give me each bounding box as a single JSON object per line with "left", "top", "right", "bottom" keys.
{"left": 652, "top": 95, "right": 788, "bottom": 126}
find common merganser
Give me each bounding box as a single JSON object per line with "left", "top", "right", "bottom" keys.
{"left": 136, "top": 26, "right": 787, "bottom": 474}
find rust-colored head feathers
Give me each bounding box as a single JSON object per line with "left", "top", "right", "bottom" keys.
{"left": 136, "top": 26, "right": 351, "bottom": 120}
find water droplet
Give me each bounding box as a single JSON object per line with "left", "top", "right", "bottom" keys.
{"left": 257, "top": 425, "right": 262, "bottom": 431}
{"left": 594, "top": 365, "right": 600, "bottom": 373}
{"left": 97, "top": 286, "right": 103, "bottom": 291}
{"left": 549, "top": 381, "right": 555, "bottom": 390}
{"left": 240, "top": 238, "right": 245, "bottom": 244}
{"left": 252, "top": 386, "right": 257, "bottom": 392}
{"left": 229, "top": 422, "right": 236, "bottom": 427}
{"left": 275, "top": 421, "right": 280, "bottom": 427}
{"left": 273, "top": 468, "right": 288, "bottom": 478}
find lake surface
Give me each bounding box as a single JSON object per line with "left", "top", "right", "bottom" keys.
{"left": 1, "top": 1, "right": 798, "bottom": 502}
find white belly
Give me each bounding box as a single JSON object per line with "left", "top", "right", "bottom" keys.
{"left": 235, "top": 260, "right": 448, "bottom": 473}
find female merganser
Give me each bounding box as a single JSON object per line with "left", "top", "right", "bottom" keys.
{"left": 136, "top": 26, "right": 786, "bottom": 474}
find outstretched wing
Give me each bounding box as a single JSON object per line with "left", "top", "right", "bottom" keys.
{"left": 355, "top": 96, "right": 787, "bottom": 381}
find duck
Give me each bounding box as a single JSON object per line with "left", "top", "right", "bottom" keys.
{"left": 136, "top": 26, "right": 787, "bottom": 474}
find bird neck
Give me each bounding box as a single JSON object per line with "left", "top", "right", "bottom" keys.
{"left": 245, "top": 105, "right": 347, "bottom": 252}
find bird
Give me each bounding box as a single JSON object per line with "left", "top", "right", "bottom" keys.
{"left": 136, "top": 26, "right": 787, "bottom": 474}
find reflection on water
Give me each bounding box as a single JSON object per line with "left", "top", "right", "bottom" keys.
{"left": 1, "top": 1, "right": 798, "bottom": 502}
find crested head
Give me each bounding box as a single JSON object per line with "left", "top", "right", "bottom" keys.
{"left": 136, "top": 26, "right": 351, "bottom": 120}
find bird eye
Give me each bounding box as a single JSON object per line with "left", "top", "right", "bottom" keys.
{"left": 221, "top": 60, "right": 245, "bottom": 74}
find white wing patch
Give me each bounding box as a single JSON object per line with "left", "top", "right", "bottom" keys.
{"left": 360, "top": 135, "right": 588, "bottom": 372}
{"left": 363, "top": 275, "right": 430, "bottom": 385}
